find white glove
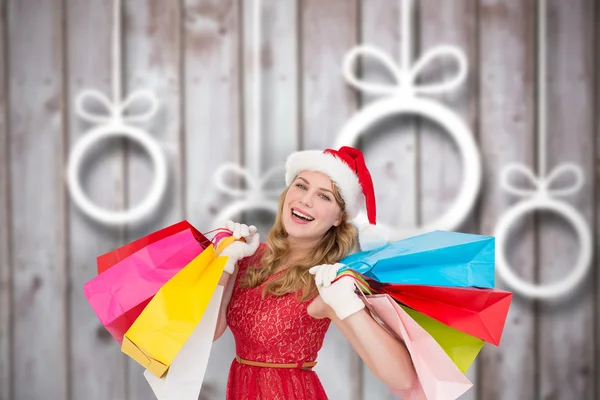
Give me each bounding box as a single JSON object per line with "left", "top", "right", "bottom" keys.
{"left": 219, "top": 221, "right": 260, "bottom": 274}
{"left": 308, "top": 263, "right": 365, "bottom": 320}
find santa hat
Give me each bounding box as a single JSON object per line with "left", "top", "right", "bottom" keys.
{"left": 285, "top": 146, "right": 388, "bottom": 251}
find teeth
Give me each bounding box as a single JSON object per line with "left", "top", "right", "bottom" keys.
{"left": 292, "top": 209, "right": 314, "bottom": 221}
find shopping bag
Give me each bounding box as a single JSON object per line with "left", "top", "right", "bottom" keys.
{"left": 402, "top": 305, "right": 484, "bottom": 374}
{"left": 84, "top": 225, "right": 209, "bottom": 343}
{"left": 364, "top": 294, "right": 473, "bottom": 400}
{"left": 377, "top": 283, "right": 512, "bottom": 345}
{"left": 145, "top": 285, "right": 224, "bottom": 400}
{"left": 339, "top": 230, "right": 495, "bottom": 288}
{"left": 336, "top": 271, "right": 485, "bottom": 373}
{"left": 122, "top": 244, "right": 228, "bottom": 378}
{"left": 96, "top": 220, "right": 211, "bottom": 274}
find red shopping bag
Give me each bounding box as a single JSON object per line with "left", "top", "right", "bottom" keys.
{"left": 96, "top": 220, "right": 212, "bottom": 274}
{"left": 376, "top": 283, "right": 512, "bottom": 345}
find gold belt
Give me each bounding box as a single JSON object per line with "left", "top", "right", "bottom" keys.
{"left": 235, "top": 355, "right": 317, "bottom": 371}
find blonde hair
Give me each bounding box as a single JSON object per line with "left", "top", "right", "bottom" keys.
{"left": 240, "top": 180, "right": 358, "bottom": 302}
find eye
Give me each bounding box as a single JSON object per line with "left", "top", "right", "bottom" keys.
{"left": 295, "top": 183, "right": 307, "bottom": 190}
{"left": 319, "top": 193, "right": 331, "bottom": 201}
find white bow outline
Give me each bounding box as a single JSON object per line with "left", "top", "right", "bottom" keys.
{"left": 500, "top": 163, "right": 585, "bottom": 199}
{"left": 335, "top": 0, "right": 481, "bottom": 242}
{"left": 494, "top": 161, "right": 592, "bottom": 300}
{"left": 66, "top": 0, "right": 168, "bottom": 226}
{"left": 75, "top": 88, "right": 160, "bottom": 125}
{"left": 213, "top": 163, "right": 286, "bottom": 201}
{"left": 211, "top": 0, "right": 287, "bottom": 229}
{"left": 493, "top": 0, "right": 593, "bottom": 301}
{"left": 342, "top": 44, "right": 468, "bottom": 98}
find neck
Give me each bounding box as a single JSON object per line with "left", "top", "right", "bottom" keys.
{"left": 286, "top": 236, "right": 320, "bottom": 263}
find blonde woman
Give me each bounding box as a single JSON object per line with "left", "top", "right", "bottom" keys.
{"left": 214, "top": 146, "right": 416, "bottom": 399}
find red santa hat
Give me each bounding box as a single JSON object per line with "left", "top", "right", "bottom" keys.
{"left": 285, "top": 146, "right": 388, "bottom": 251}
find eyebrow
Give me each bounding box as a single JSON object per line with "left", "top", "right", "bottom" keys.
{"left": 296, "top": 176, "right": 334, "bottom": 194}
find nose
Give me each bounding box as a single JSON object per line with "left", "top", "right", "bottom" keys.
{"left": 300, "top": 190, "right": 314, "bottom": 208}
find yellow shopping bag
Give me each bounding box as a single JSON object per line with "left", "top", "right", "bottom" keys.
{"left": 402, "top": 305, "right": 484, "bottom": 374}
{"left": 122, "top": 244, "right": 228, "bottom": 377}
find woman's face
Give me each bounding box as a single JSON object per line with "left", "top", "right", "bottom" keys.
{"left": 282, "top": 170, "right": 344, "bottom": 242}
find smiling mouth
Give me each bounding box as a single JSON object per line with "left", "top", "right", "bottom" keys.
{"left": 291, "top": 208, "right": 314, "bottom": 222}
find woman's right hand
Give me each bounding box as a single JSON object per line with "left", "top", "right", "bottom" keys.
{"left": 219, "top": 221, "right": 260, "bottom": 274}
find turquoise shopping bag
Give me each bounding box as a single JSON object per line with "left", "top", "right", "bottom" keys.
{"left": 339, "top": 230, "right": 495, "bottom": 288}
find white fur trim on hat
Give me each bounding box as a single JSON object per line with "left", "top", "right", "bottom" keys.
{"left": 356, "top": 221, "right": 389, "bottom": 251}
{"left": 285, "top": 150, "right": 363, "bottom": 218}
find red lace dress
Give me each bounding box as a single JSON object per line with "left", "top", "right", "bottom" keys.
{"left": 225, "top": 243, "right": 332, "bottom": 399}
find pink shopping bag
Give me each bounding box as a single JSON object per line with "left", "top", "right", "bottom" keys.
{"left": 84, "top": 226, "right": 210, "bottom": 344}
{"left": 363, "top": 294, "right": 473, "bottom": 400}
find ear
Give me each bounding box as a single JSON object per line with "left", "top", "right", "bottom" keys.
{"left": 332, "top": 211, "right": 343, "bottom": 227}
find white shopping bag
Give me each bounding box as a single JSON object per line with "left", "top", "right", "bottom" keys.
{"left": 145, "top": 285, "right": 224, "bottom": 400}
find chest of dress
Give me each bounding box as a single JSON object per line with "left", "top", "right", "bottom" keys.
{"left": 227, "top": 286, "right": 310, "bottom": 340}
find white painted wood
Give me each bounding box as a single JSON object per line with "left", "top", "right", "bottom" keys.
{"left": 122, "top": 0, "right": 185, "bottom": 398}
{"left": 418, "top": 0, "right": 477, "bottom": 231}
{"left": 66, "top": 0, "right": 127, "bottom": 399}
{"left": 256, "top": 0, "right": 299, "bottom": 172}
{"left": 359, "top": 0, "right": 416, "bottom": 397}
{"left": 538, "top": 1, "right": 596, "bottom": 399}
{"left": 478, "top": 1, "right": 537, "bottom": 399}
{"left": 301, "top": 1, "right": 361, "bottom": 399}
{"left": 0, "top": 3, "right": 598, "bottom": 399}
{"left": 418, "top": 1, "right": 479, "bottom": 399}
{"left": 0, "top": 1, "right": 11, "bottom": 399}
{"left": 181, "top": 0, "right": 242, "bottom": 398}
{"left": 239, "top": 0, "right": 299, "bottom": 234}
{"left": 7, "top": 0, "right": 67, "bottom": 398}
{"left": 595, "top": 4, "right": 600, "bottom": 399}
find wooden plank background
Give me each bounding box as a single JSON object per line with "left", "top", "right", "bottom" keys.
{"left": 538, "top": 1, "right": 596, "bottom": 399}
{"left": 301, "top": 2, "right": 360, "bottom": 399}
{"left": 478, "top": 1, "right": 537, "bottom": 399}
{"left": 67, "top": 1, "right": 127, "bottom": 400}
{"left": 0, "top": 1, "right": 10, "bottom": 399}
{"left": 7, "top": 1, "right": 68, "bottom": 400}
{"left": 0, "top": 0, "right": 598, "bottom": 399}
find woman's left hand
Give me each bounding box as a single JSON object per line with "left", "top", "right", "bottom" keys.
{"left": 310, "top": 265, "right": 417, "bottom": 391}
{"left": 308, "top": 264, "right": 365, "bottom": 321}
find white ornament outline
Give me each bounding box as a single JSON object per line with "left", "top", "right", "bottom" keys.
{"left": 211, "top": 0, "right": 285, "bottom": 229}
{"left": 494, "top": 0, "right": 593, "bottom": 300}
{"left": 66, "top": 0, "right": 168, "bottom": 226}
{"left": 334, "top": 0, "right": 481, "bottom": 241}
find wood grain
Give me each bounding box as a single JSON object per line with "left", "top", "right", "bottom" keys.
{"left": 122, "top": 0, "right": 185, "bottom": 398}
{"left": 0, "top": 2, "right": 598, "bottom": 399}
{"left": 596, "top": 2, "right": 600, "bottom": 398}
{"left": 0, "top": 0, "right": 11, "bottom": 399}
{"left": 7, "top": 0, "right": 68, "bottom": 398}
{"left": 478, "top": 1, "right": 537, "bottom": 399}
{"left": 239, "top": 0, "right": 299, "bottom": 234}
{"left": 65, "top": 0, "right": 127, "bottom": 399}
{"left": 300, "top": 0, "right": 360, "bottom": 398}
{"left": 256, "top": 0, "right": 299, "bottom": 170}
{"left": 181, "top": 0, "right": 241, "bottom": 398}
{"left": 418, "top": 1, "right": 479, "bottom": 399}
{"left": 358, "top": 0, "right": 413, "bottom": 397}
{"left": 538, "top": 1, "right": 596, "bottom": 399}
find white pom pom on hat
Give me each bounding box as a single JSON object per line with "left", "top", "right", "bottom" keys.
{"left": 285, "top": 146, "right": 388, "bottom": 251}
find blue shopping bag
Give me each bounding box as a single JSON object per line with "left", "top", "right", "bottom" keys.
{"left": 339, "top": 230, "right": 495, "bottom": 288}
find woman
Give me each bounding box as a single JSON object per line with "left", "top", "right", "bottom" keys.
{"left": 214, "top": 146, "right": 417, "bottom": 399}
